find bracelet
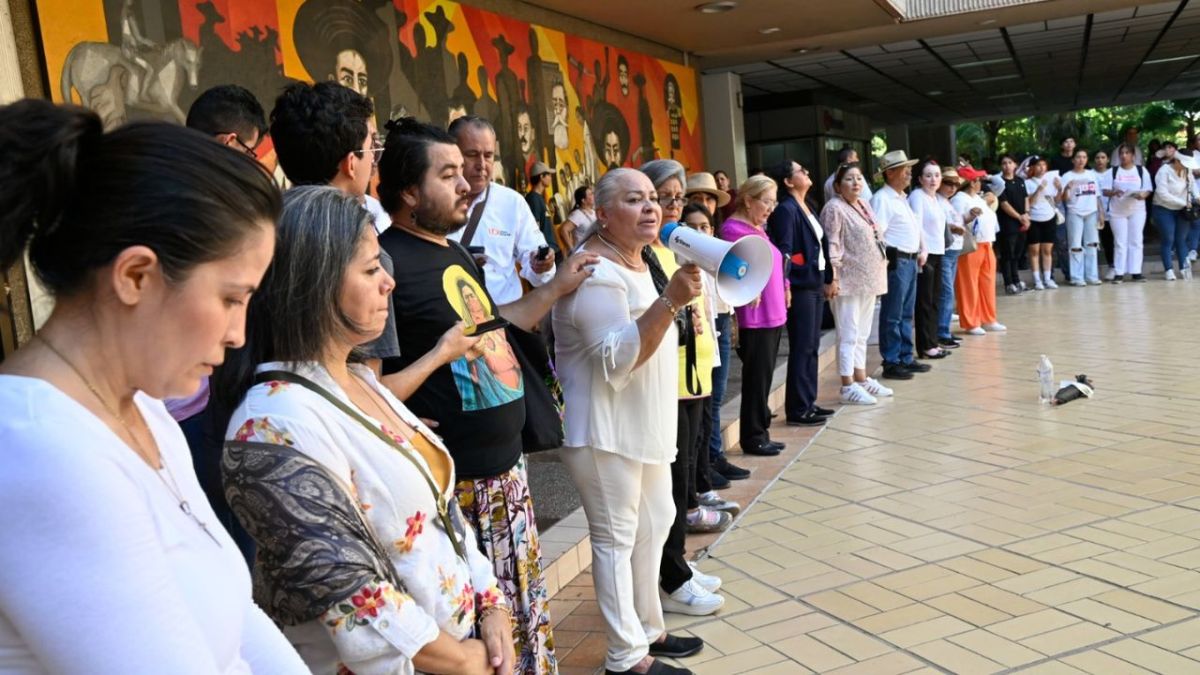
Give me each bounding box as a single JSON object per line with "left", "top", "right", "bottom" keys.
{"left": 480, "top": 604, "right": 512, "bottom": 622}
{"left": 659, "top": 295, "right": 679, "bottom": 314}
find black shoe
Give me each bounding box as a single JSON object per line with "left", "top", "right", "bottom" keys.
{"left": 918, "top": 349, "right": 949, "bottom": 360}
{"left": 648, "top": 634, "right": 705, "bottom": 659}
{"left": 811, "top": 405, "right": 835, "bottom": 417}
{"left": 1133, "top": 274, "right": 1146, "bottom": 282}
{"left": 881, "top": 362, "right": 914, "bottom": 380}
{"left": 787, "top": 410, "right": 827, "bottom": 427}
{"left": 938, "top": 338, "right": 960, "bottom": 348}
{"left": 743, "top": 442, "right": 781, "bottom": 456}
{"left": 903, "top": 361, "right": 932, "bottom": 373}
{"left": 607, "top": 659, "right": 695, "bottom": 674}
{"left": 767, "top": 440, "right": 785, "bottom": 450}
{"left": 707, "top": 467, "right": 730, "bottom": 489}
{"left": 714, "top": 456, "right": 751, "bottom": 480}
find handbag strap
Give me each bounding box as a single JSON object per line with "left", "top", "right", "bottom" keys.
{"left": 255, "top": 370, "right": 468, "bottom": 561}
{"left": 460, "top": 186, "right": 491, "bottom": 248}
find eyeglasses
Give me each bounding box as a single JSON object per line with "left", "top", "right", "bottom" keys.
{"left": 354, "top": 140, "right": 385, "bottom": 167}
{"left": 754, "top": 197, "right": 778, "bottom": 209}
{"left": 223, "top": 133, "right": 259, "bottom": 158}
{"left": 657, "top": 195, "right": 688, "bottom": 206}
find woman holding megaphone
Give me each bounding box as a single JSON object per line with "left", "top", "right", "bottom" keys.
{"left": 552, "top": 168, "right": 706, "bottom": 675}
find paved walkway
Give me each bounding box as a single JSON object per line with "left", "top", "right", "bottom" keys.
{"left": 550, "top": 280, "right": 1200, "bottom": 674}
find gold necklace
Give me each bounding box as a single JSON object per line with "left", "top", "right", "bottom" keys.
{"left": 595, "top": 233, "right": 641, "bottom": 269}
{"left": 35, "top": 335, "right": 222, "bottom": 547}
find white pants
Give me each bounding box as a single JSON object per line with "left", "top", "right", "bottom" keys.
{"left": 832, "top": 293, "right": 876, "bottom": 377}
{"left": 1109, "top": 208, "right": 1146, "bottom": 275}
{"left": 561, "top": 447, "right": 674, "bottom": 671}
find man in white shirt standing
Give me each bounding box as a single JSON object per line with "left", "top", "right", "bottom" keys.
{"left": 448, "top": 115, "right": 555, "bottom": 304}
{"left": 871, "top": 150, "right": 929, "bottom": 381}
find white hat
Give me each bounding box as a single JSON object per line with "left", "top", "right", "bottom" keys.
{"left": 878, "top": 150, "right": 919, "bottom": 173}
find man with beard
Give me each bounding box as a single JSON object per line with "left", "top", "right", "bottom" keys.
{"left": 617, "top": 55, "right": 630, "bottom": 97}
{"left": 551, "top": 82, "right": 569, "bottom": 150}
{"left": 447, "top": 115, "right": 556, "bottom": 304}
{"left": 376, "top": 117, "right": 598, "bottom": 673}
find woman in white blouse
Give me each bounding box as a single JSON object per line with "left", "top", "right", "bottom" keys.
{"left": 907, "top": 159, "right": 951, "bottom": 360}
{"left": 214, "top": 186, "right": 513, "bottom": 675}
{"left": 0, "top": 100, "right": 306, "bottom": 672}
{"left": 562, "top": 185, "right": 596, "bottom": 252}
{"left": 1152, "top": 141, "right": 1196, "bottom": 281}
{"left": 552, "top": 168, "right": 704, "bottom": 675}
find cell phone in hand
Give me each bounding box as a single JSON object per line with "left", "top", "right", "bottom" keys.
{"left": 536, "top": 245, "right": 552, "bottom": 261}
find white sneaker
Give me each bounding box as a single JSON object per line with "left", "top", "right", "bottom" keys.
{"left": 966, "top": 326, "right": 986, "bottom": 336}
{"left": 661, "top": 579, "right": 725, "bottom": 616}
{"left": 982, "top": 322, "right": 1007, "bottom": 332}
{"left": 687, "top": 562, "right": 722, "bottom": 593}
{"left": 1184, "top": 267, "right": 1194, "bottom": 281}
{"left": 1189, "top": 249, "right": 1198, "bottom": 263}
{"left": 1034, "top": 279, "right": 1045, "bottom": 290}
{"left": 1105, "top": 268, "right": 1116, "bottom": 281}
{"left": 840, "top": 382, "right": 878, "bottom": 405}
{"left": 951, "top": 313, "right": 959, "bottom": 322}
{"left": 1166, "top": 269, "right": 1177, "bottom": 281}
{"left": 862, "top": 377, "right": 894, "bottom": 397}
{"left": 697, "top": 491, "right": 741, "bottom": 517}
{"left": 1044, "top": 277, "right": 1059, "bottom": 289}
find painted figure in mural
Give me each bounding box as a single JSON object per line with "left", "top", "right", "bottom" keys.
{"left": 617, "top": 54, "right": 630, "bottom": 98}
{"left": 293, "top": 0, "right": 392, "bottom": 125}
{"left": 633, "top": 72, "right": 655, "bottom": 165}
{"left": 551, "top": 81, "right": 569, "bottom": 151}
{"left": 491, "top": 35, "right": 522, "bottom": 187}
{"left": 193, "top": 2, "right": 287, "bottom": 119}
{"left": 517, "top": 106, "right": 539, "bottom": 190}
{"left": 119, "top": 0, "right": 155, "bottom": 99}
{"left": 368, "top": 1, "right": 422, "bottom": 122}
{"left": 526, "top": 29, "right": 550, "bottom": 167}
{"left": 592, "top": 102, "right": 629, "bottom": 171}
{"left": 576, "top": 106, "right": 599, "bottom": 185}
{"left": 423, "top": 6, "right": 458, "bottom": 127}
{"left": 60, "top": 36, "right": 201, "bottom": 125}
{"left": 474, "top": 65, "right": 501, "bottom": 128}
{"left": 453, "top": 53, "right": 477, "bottom": 113}
{"left": 665, "top": 73, "right": 683, "bottom": 155}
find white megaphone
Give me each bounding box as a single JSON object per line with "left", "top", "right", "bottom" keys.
{"left": 659, "top": 221, "right": 773, "bottom": 307}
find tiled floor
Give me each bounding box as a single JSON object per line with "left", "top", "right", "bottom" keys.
{"left": 549, "top": 281, "right": 1200, "bottom": 674}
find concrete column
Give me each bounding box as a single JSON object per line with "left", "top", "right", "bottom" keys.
{"left": 884, "top": 125, "right": 910, "bottom": 155}
{"left": 701, "top": 72, "right": 747, "bottom": 183}
{"left": 0, "top": 0, "right": 23, "bottom": 103}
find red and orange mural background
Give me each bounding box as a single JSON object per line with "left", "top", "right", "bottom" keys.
{"left": 38, "top": 0, "right": 703, "bottom": 197}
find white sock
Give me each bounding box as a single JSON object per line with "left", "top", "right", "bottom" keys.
{"left": 1043, "top": 270, "right": 1053, "bottom": 283}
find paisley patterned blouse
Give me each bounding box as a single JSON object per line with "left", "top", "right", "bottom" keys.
{"left": 223, "top": 362, "right": 506, "bottom": 675}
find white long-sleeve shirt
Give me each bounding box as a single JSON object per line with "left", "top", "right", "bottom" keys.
{"left": 0, "top": 376, "right": 307, "bottom": 674}
{"left": 552, "top": 258, "right": 679, "bottom": 464}
{"left": 1153, "top": 164, "right": 1195, "bottom": 210}
{"left": 448, "top": 184, "right": 555, "bottom": 304}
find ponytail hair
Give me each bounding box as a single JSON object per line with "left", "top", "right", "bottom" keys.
{"left": 0, "top": 99, "right": 281, "bottom": 297}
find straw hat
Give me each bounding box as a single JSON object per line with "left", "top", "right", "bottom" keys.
{"left": 685, "top": 172, "right": 731, "bottom": 207}
{"left": 878, "top": 150, "right": 919, "bottom": 172}
{"left": 940, "top": 166, "right": 963, "bottom": 185}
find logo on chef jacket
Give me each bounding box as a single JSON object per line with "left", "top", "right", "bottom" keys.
{"left": 487, "top": 227, "right": 513, "bottom": 237}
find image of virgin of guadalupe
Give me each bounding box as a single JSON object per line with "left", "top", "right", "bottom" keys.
{"left": 447, "top": 273, "right": 523, "bottom": 411}
{"left": 293, "top": 0, "right": 392, "bottom": 123}
{"left": 665, "top": 73, "right": 683, "bottom": 153}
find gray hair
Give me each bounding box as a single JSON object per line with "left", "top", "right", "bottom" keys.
{"left": 209, "top": 185, "right": 376, "bottom": 428}
{"left": 447, "top": 114, "right": 496, "bottom": 142}
{"left": 640, "top": 159, "right": 686, "bottom": 190}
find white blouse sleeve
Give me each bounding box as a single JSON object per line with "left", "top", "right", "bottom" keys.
{"left": 558, "top": 267, "right": 644, "bottom": 391}
{"left": 0, "top": 438, "right": 234, "bottom": 674}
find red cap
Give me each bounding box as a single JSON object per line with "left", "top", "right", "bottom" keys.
{"left": 957, "top": 166, "right": 987, "bottom": 181}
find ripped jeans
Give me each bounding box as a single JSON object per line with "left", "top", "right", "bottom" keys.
{"left": 1067, "top": 209, "right": 1100, "bottom": 283}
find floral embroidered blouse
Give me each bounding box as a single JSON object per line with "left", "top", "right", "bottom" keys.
{"left": 223, "top": 362, "right": 506, "bottom": 675}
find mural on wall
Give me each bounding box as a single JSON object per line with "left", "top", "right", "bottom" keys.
{"left": 39, "top": 0, "right": 703, "bottom": 209}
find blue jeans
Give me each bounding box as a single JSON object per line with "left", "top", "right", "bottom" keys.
{"left": 1189, "top": 216, "right": 1200, "bottom": 255}
{"left": 937, "top": 248, "right": 960, "bottom": 339}
{"left": 708, "top": 312, "right": 732, "bottom": 462}
{"left": 1067, "top": 210, "right": 1100, "bottom": 283}
{"left": 879, "top": 254, "right": 917, "bottom": 365}
{"left": 1154, "top": 205, "right": 1193, "bottom": 271}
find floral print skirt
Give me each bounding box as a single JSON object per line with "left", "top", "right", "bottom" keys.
{"left": 454, "top": 457, "right": 558, "bottom": 674}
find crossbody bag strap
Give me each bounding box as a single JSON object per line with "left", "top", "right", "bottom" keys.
{"left": 460, "top": 185, "right": 491, "bottom": 248}
{"left": 255, "top": 370, "right": 468, "bottom": 561}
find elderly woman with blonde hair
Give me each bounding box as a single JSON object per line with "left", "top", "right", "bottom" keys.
{"left": 720, "top": 174, "right": 787, "bottom": 457}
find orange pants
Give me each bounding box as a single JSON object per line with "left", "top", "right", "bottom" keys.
{"left": 955, "top": 242, "right": 997, "bottom": 329}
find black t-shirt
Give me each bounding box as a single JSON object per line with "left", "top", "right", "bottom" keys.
{"left": 378, "top": 228, "right": 526, "bottom": 479}
{"left": 1048, "top": 154, "right": 1074, "bottom": 176}
{"left": 997, "top": 176, "right": 1029, "bottom": 226}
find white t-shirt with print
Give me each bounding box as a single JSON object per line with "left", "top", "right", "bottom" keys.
{"left": 1060, "top": 169, "right": 1101, "bottom": 216}
{"left": 1101, "top": 166, "right": 1153, "bottom": 217}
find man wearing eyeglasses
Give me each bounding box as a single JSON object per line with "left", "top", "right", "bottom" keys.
{"left": 269, "top": 81, "right": 399, "bottom": 366}
{"left": 186, "top": 84, "right": 266, "bottom": 159}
